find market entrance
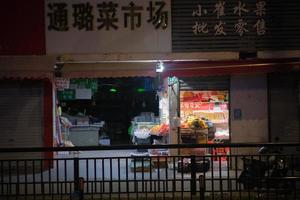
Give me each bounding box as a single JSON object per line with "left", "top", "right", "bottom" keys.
{"left": 57, "top": 77, "right": 159, "bottom": 145}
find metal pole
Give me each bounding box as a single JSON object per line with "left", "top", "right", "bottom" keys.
{"left": 71, "top": 152, "right": 83, "bottom": 200}
{"left": 74, "top": 156, "right": 80, "bottom": 191}
{"left": 199, "top": 175, "right": 205, "bottom": 200}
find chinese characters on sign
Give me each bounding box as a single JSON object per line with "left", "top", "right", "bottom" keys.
{"left": 47, "top": 1, "right": 169, "bottom": 31}
{"left": 192, "top": 1, "right": 266, "bottom": 36}
{"left": 253, "top": 1, "right": 266, "bottom": 35}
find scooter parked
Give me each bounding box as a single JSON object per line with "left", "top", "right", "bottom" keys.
{"left": 238, "top": 146, "right": 293, "bottom": 193}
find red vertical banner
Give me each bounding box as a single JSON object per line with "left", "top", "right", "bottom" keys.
{"left": 43, "top": 79, "right": 53, "bottom": 168}
{"left": 0, "top": 0, "right": 45, "bottom": 55}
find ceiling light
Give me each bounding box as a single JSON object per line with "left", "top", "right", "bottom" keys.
{"left": 156, "top": 61, "right": 164, "bottom": 73}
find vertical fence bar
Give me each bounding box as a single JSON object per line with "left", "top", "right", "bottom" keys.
{"left": 56, "top": 159, "right": 59, "bottom": 198}
{"left": 203, "top": 155, "right": 207, "bottom": 198}
{"left": 157, "top": 156, "right": 161, "bottom": 195}
{"left": 258, "top": 155, "right": 262, "bottom": 199}
{"left": 72, "top": 155, "right": 83, "bottom": 200}
{"left": 74, "top": 157, "right": 80, "bottom": 192}
{"left": 190, "top": 155, "right": 196, "bottom": 196}
{"left": 199, "top": 175, "right": 205, "bottom": 200}
{"left": 48, "top": 159, "right": 52, "bottom": 199}
{"left": 291, "top": 155, "right": 296, "bottom": 199}
{"left": 60, "top": 160, "right": 63, "bottom": 200}
{"left": 248, "top": 155, "right": 253, "bottom": 200}
{"left": 25, "top": 160, "right": 28, "bottom": 200}
{"left": 125, "top": 157, "right": 129, "bottom": 200}
{"left": 32, "top": 160, "right": 36, "bottom": 199}
{"left": 172, "top": 156, "right": 176, "bottom": 199}
{"left": 147, "top": 156, "right": 150, "bottom": 199}
{"left": 142, "top": 156, "right": 144, "bottom": 194}
{"left": 86, "top": 159, "right": 89, "bottom": 195}
{"left": 236, "top": 156, "right": 241, "bottom": 200}
{"left": 266, "top": 154, "right": 270, "bottom": 200}
{"left": 101, "top": 158, "right": 104, "bottom": 199}
{"left": 149, "top": 156, "right": 153, "bottom": 194}
{"left": 64, "top": 160, "right": 67, "bottom": 197}
{"left": 41, "top": 160, "right": 45, "bottom": 200}
{"left": 134, "top": 157, "right": 137, "bottom": 200}
{"left": 8, "top": 160, "right": 12, "bottom": 196}
{"left": 219, "top": 155, "right": 223, "bottom": 199}
{"left": 16, "top": 160, "right": 20, "bottom": 198}
{"left": 211, "top": 154, "right": 215, "bottom": 200}
{"left": 165, "top": 155, "right": 168, "bottom": 197}
{"left": 93, "top": 158, "right": 96, "bottom": 200}
{"left": 180, "top": 156, "right": 184, "bottom": 199}
{"left": 109, "top": 158, "right": 112, "bottom": 200}
{"left": 227, "top": 155, "right": 232, "bottom": 199}
{"left": 0, "top": 160, "right": 2, "bottom": 197}
{"left": 118, "top": 158, "right": 120, "bottom": 200}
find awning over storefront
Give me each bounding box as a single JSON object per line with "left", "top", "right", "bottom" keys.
{"left": 162, "top": 58, "right": 300, "bottom": 78}
{"left": 1, "top": 55, "right": 299, "bottom": 80}
{"left": 0, "top": 56, "right": 55, "bottom": 80}
{"left": 0, "top": 71, "right": 53, "bottom": 80}
{"left": 60, "top": 62, "right": 157, "bottom": 78}
{"left": 54, "top": 52, "right": 238, "bottom": 78}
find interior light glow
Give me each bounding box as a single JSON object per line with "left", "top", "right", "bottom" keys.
{"left": 137, "top": 88, "right": 145, "bottom": 93}
{"left": 156, "top": 61, "right": 164, "bottom": 73}
{"left": 110, "top": 88, "right": 117, "bottom": 93}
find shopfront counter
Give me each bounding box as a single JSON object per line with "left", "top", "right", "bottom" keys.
{"left": 69, "top": 125, "right": 100, "bottom": 146}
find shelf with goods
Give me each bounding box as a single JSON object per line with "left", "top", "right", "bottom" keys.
{"left": 192, "top": 110, "right": 228, "bottom": 124}
{"left": 180, "top": 101, "right": 229, "bottom": 141}
{"left": 192, "top": 109, "right": 229, "bottom": 141}
{"left": 179, "top": 103, "right": 229, "bottom": 158}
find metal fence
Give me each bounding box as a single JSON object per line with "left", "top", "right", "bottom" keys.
{"left": 0, "top": 143, "right": 300, "bottom": 200}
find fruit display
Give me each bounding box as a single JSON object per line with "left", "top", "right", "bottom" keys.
{"left": 150, "top": 125, "right": 160, "bottom": 135}
{"left": 150, "top": 123, "right": 169, "bottom": 136}
{"left": 182, "top": 115, "right": 208, "bottom": 129}
{"left": 158, "top": 123, "right": 169, "bottom": 136}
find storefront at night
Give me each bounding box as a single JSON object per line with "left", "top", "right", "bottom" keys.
{"left": 0, "top": 0, "right": 299, "bottom": 157}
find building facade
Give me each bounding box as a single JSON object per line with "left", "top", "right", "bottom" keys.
{"left": 0, "top": 0, "right": 299, "bottom": 153}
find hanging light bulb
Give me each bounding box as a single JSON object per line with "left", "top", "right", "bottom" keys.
{"left": 156, "top": 61, "right": 164, "bottom": 73}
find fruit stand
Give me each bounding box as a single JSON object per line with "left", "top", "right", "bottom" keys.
{"left": 180, "top": 115, "right": 209, "bottom": 156}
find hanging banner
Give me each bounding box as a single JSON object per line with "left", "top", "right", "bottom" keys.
{"left": 45, "top": 0, "right": 171, "bottom": 54}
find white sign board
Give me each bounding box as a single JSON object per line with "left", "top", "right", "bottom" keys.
{"left": 75, "top": 88, "right": 92, "bottom": 99}
{"left": 45, "top": 0, "right": 171, "bottom": 54}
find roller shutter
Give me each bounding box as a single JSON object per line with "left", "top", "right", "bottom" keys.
{"left": 172, "top": 0, "right": 300, "bottom": 52}
{"left": 0, "top": 80, "right": 44, "bottom": 149}
{"left": 269, "top": 72, "right": 300, "bottom": 143}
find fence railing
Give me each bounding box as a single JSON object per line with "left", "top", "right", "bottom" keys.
{"left": 0, "top": 143, "right": 300, "bottom": 200}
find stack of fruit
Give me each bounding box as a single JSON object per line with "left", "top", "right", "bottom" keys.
{"left": 150, "top": 123, "right": 169, "bottom": 136}
{"left": 183, "top": 115, "right": 208, "bottom": 129}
